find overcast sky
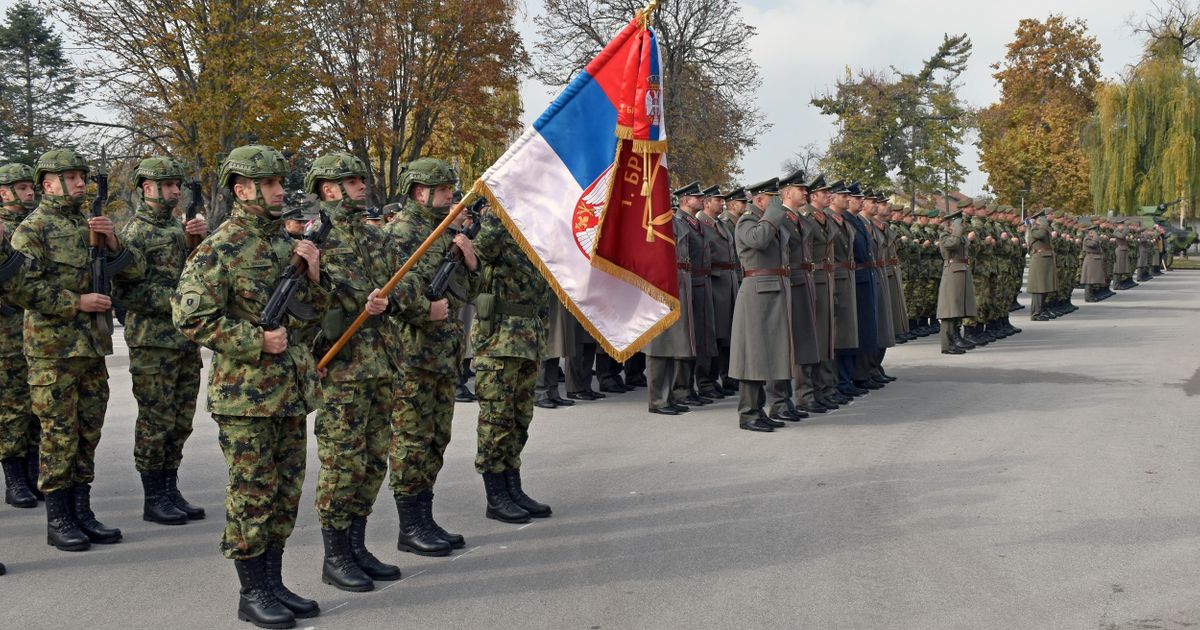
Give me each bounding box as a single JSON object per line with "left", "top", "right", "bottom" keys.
{"left": 4, "top": 0, "right": 1149, "bottom": 195}
{"left": 514, "top": 0, "right": 1149, "bottom": 194}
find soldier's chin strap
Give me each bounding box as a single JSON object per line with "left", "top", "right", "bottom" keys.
{"left": 144, "top": 180, "right": 180, "bottom": 211}
{"left": 0, "top": 184, "right": 32, "bottom": 212}
{"left": 337, "top": 182, "right": 366, "bottom": 210}
{"left": 245, "top": 180, "right": 283, "bottom": 217}
{"left": 43, "top": 173, "right": 84, "bottom": 211}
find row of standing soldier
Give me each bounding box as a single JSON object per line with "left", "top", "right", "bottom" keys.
{"left": 0, "top": 147, "right": 554, "bottom": 630}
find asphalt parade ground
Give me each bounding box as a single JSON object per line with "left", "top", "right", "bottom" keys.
{"left": 4, "top": 272, "right": 1200, "bottom": 630}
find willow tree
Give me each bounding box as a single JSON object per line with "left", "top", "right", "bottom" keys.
{"left": 1083, "top": 4, "right": 1200, "bottom": 218}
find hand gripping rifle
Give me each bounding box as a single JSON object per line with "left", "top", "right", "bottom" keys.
{"left": 185, "top": 181, "right": 204, "bottom": 251}
{"left": 425, "top": 197, "right": 485, "bottom": 300}
{"left": 88, "top": 159, "right": 133, "bottom": 336}
{"left": 260, "top": 210, "right": 333, "bottom": 331}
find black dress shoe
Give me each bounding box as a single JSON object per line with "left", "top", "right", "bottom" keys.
{"left": 587, "top": 389, "right": 607, "bottom": 399}
{"left": 550, "top": 395, "right": 575, "bottom": 406}
{"left": 455, "top": 385, "right": 476, "bottom": 402}
{"left": 648, "top": 407, "right": 681, "bottom": 416}
{"left": 942, "top": 347, "right": 965, "bottom": 355}
{"left": 534, "top": 399, "right": 557, "bottom": 409}
{"left": 699, "top": 389, "right": 725, "bottom": 400}
{"left": 683, "top": 395, "right": 709, "bottom": 406}
{"left": 855, "top": 380, "right": 882, "bottom": 391}
{"left": 739, "top": 419, "right": 774, "bottom": 432}
{"left": 669, "top": 404, "right": 691, "bottom": 413}
{"left": 758, "top": 415, "right": 786, "bottom": 428}
{"left": 801, "top": 403, "right": 828, "bottom": 414}
{"left": 830, "top": 393, "right": 851, "bottom": 405}
{"left": 566, "top": 391, "right": 598, "bottom": 401}
{"left": 599, "top": 384, "right": 627, "bottom": 394}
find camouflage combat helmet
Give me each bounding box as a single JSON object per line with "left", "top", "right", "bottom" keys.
{"left": 135, "top": 157, "right": 188, "bottom": 209}
{"left": 0, "top": 163, "right": 37, "bottom": 211}
{"left": 218, "top": 145, "right": 288, "bottom": 215}
{"left": 217, "top": 145, "right": 288, "bottom": 189}
{"left": 34, "top": 149, "right": 90, "bottom": 209}
{"left": 305, "top": 152, "right": 369, "bottom": 209}
{"left": 398, "top": 157, "right": 457, "bottom": 199}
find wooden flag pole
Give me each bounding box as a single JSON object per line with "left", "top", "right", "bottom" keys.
{"left": 316, "top": 190, "right": 479, "bottom": 370}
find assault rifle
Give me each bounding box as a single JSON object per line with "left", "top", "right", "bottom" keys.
{"left": 425, "top": 198, "right": 485, "bottom": 300}
{"left": 260, "top": 210, "right": 332, "bottom": 330}
{"left": 185, "top": 181, "right": 203, "bottom": 251}
{"left": 88, "top": 159, "right": 133, "bottom": 336}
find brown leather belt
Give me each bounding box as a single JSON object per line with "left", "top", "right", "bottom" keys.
{"left": 816, "top": 263, "right": 835, "bottom": 272}
{"left": 833, "top": 261, "right": 854, "bottom": 270}
{"left": 742, "top": 268, "right": 788, "bottom": 277}
{"left": 712, "top": 262, "right": 736, "bottom": 270}
{"left": 944, "top": 258, "right": 969, "bottom": 265}
{"left": 676, "top": 262, "right": 691, "bottom": 270}
{"left": 795, "top": 263, "right": 815, "bottom": 271}
{"left": 1032, "top": 247, "right": 1052, "bottom": 254}
{"left": 855, "top": 261, "right": 877, "bottom": 270}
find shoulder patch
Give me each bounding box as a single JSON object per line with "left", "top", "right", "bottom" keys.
{"left": 179, "top": 290, "right": 204, "bottom": 316}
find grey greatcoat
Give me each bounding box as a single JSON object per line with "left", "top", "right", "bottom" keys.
{"left": 1026, "top": 220, "right": 1057, "bottom": 294}
{"left": 682, "top": 210, "right": 717, "bottom": 359}
{"left": 699, "top": 211, "right": 737, "bottom": 344}
{"left": 1112, "top": 226, "right": 1132, "bottom": 276}
{"left": 826, "top": 208, "right": 859, "bottom": 350}
{"left": 803, "top": 206, "right": 835, "bottom": 362}
{"left": 781, "top": 205, "right": 820, "bottom": 366}
{"left": 866, "top": 218, "right": 895, "bottom": 348}
{"left": 729, "top": 202, "right": 793, "bottom": 382}
{"left": 542, "top": 297, "right": 577, "bottom": 358}
{"left": 936, "top": 228, "right": 977, "bottom": 319}
{"left": 645, "top": 212, "right": 695, "bottom": 358}
{"left": 1081, "top": 232, "right": 1106, "bottom": 285}
{"left": 718, "top": 210, "right": 741, "bottom": 278}
{"left": 883, "top": 222, "right": 910, "bottom": 335}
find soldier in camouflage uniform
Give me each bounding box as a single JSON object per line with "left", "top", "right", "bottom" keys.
{"left": 11, "top": 149, "right": 144, "bottom": 552}
{"left": 384, "top": 158, "right": 481, "bottom": 557}
{"left": 0, "top": 163, "right": 39, "bottom": 509}
{"left": 172, "top": 145, "right": 330, "bottom": 628}
{"left": 112, "top": 157, "right": 208, "bottom": 527}
{"left": 471, "top": 204, "right": 554, "bottom": 523}
{"left": 305, "top": 153, "right": 407, "bottom": 591}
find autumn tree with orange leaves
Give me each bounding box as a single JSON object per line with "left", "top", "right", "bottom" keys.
{"left": 977, "top": 15, "right": 1102, "bottom": 212}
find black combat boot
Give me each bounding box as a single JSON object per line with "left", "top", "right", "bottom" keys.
{"left": 26, "top": 449, "right": 42, "bottom": 501}
{"left": 421, "top": 491, "right": 465, "bottom": 549}
{"left": 45, "top": 489, "right": 89, "bottom": 551}
{"left": 163, "top": 468, "right": 205, "bottom": 519}
{"left": 348, "top": 516, "right": 401, "bottom": 580}
{"left": 72, "top": 484, "right": 121, "bottom": 544}
{"left": 320, "top": 528, "right": 374, "bottom": 592}
{"left": 482, "top": 472, "right": 530, "bottom": 524}
{"left": 503, "top": 468, "right": 552, "bottom": 518}
{"left": 1006, "top": 317, "right": 1021, "bottom": 334}
{"left": 235, "top": 556, "right": 296, "bottom": 629}
{"left": 140, "top": 470, "right": 187, "bottom": 525}
{"left": 3, "top": 457, "right": 36, "bottom": 508}
{"left": 262, "top": 545, "right": 320, "bottom": 618}
{"left": 394, "top": 494, "right": 451, "bottom": 557}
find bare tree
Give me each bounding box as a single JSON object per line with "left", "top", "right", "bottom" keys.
{"left": 1129, "top": 0, "right": 1200, "bottom": 63}
{"left": 532, "top": 0, "right": 769, "bottom": 184}
{"left": 780, "top": 142, "right": 826, "bottom": 175}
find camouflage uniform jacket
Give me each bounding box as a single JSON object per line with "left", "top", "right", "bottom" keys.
{"left": 171, "top": 204, "right": 331, "bottom": 417}
{"left": 385, "top": 199, "right": 483, "bottom": 376}
{"left": 313, "top": 200, "right": 411, "bottom": 382}
{"left": 0, "top": 205, "right": 29, "bottom": 358}
{"left": 11, "top": 198, "right": 146, "bottom": 358}
{"left": 112, "top": 200, "right": 197, "bottom": 351}
{"left": 469, "top": 213, "right": 548, "bottom": 361}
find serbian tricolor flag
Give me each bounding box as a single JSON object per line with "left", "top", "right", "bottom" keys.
{"left": 473, "top": 10, "right": 678, "bottom": 362}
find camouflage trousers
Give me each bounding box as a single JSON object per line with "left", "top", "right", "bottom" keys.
{"left": 28, "top": 357, "right": 108, "bottom": 494}
{"left": 389, "top": 368, "right": 455, "bottom": 496}
{"left": 130, "top": 346, "right": 201, "bottom": 473}
{"left": 0, "top": 355, "right": 35, "bottom": 459}
{"left": 474, "top": 356, "right": 536, "bottom": 474}
{"left": 214, "top": 414, "right": 306, "bottom": 560}
{"left": 315, "top": 376, "right": 392, "bottom": 531}
{"left": 966, "top": 272, "right": 995, "bottom": 326}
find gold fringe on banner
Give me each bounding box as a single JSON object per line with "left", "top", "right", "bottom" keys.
{"left": 472, "top": 178, "right": 679, "bottom": 363}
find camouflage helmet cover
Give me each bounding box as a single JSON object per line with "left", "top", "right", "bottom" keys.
{"left": 0, "top": 163, "right": 36, "bottom": 185}
{"left": 217, "top": 144, "right": 287, "bottom": 189}
{"left": 34, "top": 148, "right": 89, "bottom": 185}
{"left": 399, "top": 157, "right": 457, "bottom": 197}
{"left": 135, "top": 157, "right": 188, "bottom": 187}
{"left": 305, "top": 152, "right": 368, "bottom": 195}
